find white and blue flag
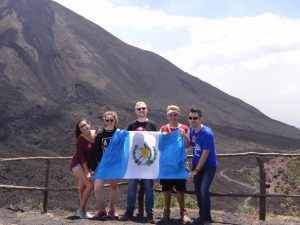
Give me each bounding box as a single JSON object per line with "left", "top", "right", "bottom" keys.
{"left": 93, "top": 130, "right": 189, "bottom": 179}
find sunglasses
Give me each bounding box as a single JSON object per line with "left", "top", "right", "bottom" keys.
{"left": 137, "top": 107, "right": 146, "bottom": 111}
{"left": 79, "top": 123, "right": 88, "bottom": 129}
{"left": 105, "top": 119, "right": 115, "bottom": 122}
{"left": 188, "top": 116, "right": 199, "bottom": 120}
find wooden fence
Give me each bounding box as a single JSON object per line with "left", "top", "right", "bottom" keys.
{"left": 1, "top": 152, "right": 300, "bottom": 221}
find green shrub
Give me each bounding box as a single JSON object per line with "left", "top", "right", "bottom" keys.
{"left": 280, "top": 198, "right": 300, "bottom": 218}
{"left": 287, "top": 157, "right": 300, "bottom": 185}
{"left": 184, "top": 194, "right": 198, "bottom": 209}
{"left": 153, "top": 183, "right": 197, "bottom": 209}
{"left": 236, "top": 205, "right": 256, "bottom": 214}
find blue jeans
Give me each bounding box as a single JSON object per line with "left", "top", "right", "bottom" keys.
{"left": 126, "top": 179, "right": 154, "bottom": 215}
{"left": 193, "top": 166, "right": 216, "bottom": 221}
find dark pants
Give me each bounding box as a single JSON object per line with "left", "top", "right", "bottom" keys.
{"left": 193, "top": 166, "right": 216, "bottom": 222}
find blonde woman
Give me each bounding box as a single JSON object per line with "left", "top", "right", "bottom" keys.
{"left": 90, "top": 111, "right": 119, "bottom": 219}
{"left": 70, "top": 118, "right": 95, "bottom": 219}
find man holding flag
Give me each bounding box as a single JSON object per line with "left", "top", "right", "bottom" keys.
{"left": 159, "top": 105, "right": 191, "bottom": 224}
{"left": 120, "top": 101, "right": 157, "bottom": 223}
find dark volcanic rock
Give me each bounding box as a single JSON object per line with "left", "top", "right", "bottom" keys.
{"left": 1, "top": 0, "right": 300, "bottom": 156}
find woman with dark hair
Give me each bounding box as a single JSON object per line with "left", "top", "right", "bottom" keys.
{"left": 70, "top": 118, "right": 95, "bottom": 219}
{"left": 91, "top": 111, "right": 120, "bottom": 219}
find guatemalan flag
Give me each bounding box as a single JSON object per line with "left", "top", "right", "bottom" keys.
{"left": 93, "top": 130, "right": 189, "bottom": 179}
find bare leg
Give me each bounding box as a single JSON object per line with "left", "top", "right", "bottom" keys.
{"left": 73, "top": 167, "right": 94, "bottom": 210}
{"left": 79, "top": 179, "right": 85, "bottom": 207}
{"left": 164, "top": 191, "right": 172, "bottom": 210}
{"left": 177, "top": 191, "right": 191, "bottom": 223}
{"left": 176, "top": 191, "right": 185, "bottom": 212}
{"left": 94, "top": 179, "right": 105, "bottom": 211}
{"left": 108, "top": 180, "right": 118, "bottom": 210}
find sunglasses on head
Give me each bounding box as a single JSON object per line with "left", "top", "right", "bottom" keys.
{"left": 188, "top": 116, "right": 199, "bottom": 120}
{"left": 137, "top": 107, "right": 146, "bottom": 111}
{"left": 105, "top": 119, "right": 115, "bottom": 122}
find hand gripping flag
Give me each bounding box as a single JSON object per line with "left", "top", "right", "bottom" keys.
{"left": 93, "top": 130, "right": 189, "bottom": 179}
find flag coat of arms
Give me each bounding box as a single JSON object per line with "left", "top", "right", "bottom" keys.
{"left": 93, "top": 130, "right": 189, "bottom": 179}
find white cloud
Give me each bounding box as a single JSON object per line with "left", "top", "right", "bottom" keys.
{"left": 134, "top": 42, "right": 154, "bottom": 51}
{"left": 55, "top": 0, "right": 300, "bottom": 128}
{"left": 279, "top": 84, "right": 299, "bottom": 94}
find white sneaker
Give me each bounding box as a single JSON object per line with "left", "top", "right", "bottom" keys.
{"left": 77, "top": 209, "right": 91, "bottom": 219}
{"left": 85, "top": 212, "right": 92, "bottom": 219}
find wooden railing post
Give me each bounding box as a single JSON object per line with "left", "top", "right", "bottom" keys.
{"left": 42, "top": 159, "right": 50, "bottom": 213}
{"left": 256, "top": 156, "right": 266, "bottom": 221}
{"left": 137, "top": 180, "right": 144, "bottom": 217}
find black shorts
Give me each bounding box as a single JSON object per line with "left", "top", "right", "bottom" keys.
{"left": 160, "top": 179, "right": 186, "bottom": 192}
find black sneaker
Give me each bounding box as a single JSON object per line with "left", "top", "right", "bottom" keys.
{"left": 119, "top": 210, "right": 133, "bottom": 221}
{"left": 147, "top": 213, "right": 155, "bottom": 224}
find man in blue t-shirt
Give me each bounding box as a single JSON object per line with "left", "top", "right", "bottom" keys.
{"left": 188, "top": 108, "right": 217, "bottom": 223}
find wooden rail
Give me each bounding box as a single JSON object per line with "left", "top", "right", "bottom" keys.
{"left": 1, "top": 152, "right": 300, "bottom": 162}
{"left": 1, "top": 152, "right": 300, "bottom": 220}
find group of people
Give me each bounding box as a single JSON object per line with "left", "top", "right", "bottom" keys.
{"left": 70, "top": 101, "right": 217, "bottom": 224}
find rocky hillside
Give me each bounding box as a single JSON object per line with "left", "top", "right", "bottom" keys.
{"left": 0, "top": 0, "right": 300, "bottom": 158}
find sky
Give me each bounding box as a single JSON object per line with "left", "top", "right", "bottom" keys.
{"left": 54, "top": 0, "right": 300, "bottom": 128}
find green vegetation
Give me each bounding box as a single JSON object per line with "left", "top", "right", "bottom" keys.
{"left": 153, "top": 183, "right": 198, "bottom": 209}
{"left": 153, "top": 183, "right": 178, "bottom": 208}
{"left": 236, "top": 205, "right": 256, "bottom": 215}
{"left": 280, "top": 198, "right": 300, "bottom": 218}
{"left": 293, "top": 208, "right": 300, "bottom": 218}
{"left": 287, "top": 157, "right": 300, "bottom": 185}
{"left": 184, "top": 194, "right": 198, "bottom": 209}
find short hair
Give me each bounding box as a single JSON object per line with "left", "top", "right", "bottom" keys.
{"left": 135, "top": 101, "right": 147, "bottom": 108}
{"left": 189, "top": 108, "right": 202, "bottom": 118}
{"left": 166, "top": 105, "right": 180, "bottom": 114}
{"left": 103, "top": 111, "right": 119, "bottom": 126}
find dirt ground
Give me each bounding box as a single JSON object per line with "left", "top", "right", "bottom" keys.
{"left": 0, "top": 208, "right": 300, "bottom": 225}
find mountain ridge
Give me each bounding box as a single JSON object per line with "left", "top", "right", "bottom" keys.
{"left": 0, "top": 0, "right": 300, "bottom": 156}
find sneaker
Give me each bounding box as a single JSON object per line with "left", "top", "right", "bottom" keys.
{"left": 180, "top": 209, "right": 191, "bottom": 224}
{"left": 160, "top": 209, "right": 170, "bottom": 222}
{"left": 93, "top": 210, "right": 107, "bottom": 219}
{"left": 119, "top": 210, "right": 133, "bottom": 221}
{"left": 147, "top": 213, "right": 154, "bottom": 224}
{"left": 85, "top": 212, "right": 93, "bottom": 219}
{"left": 77, "top": 209, "right": 91, "bottom": 219}
{"left": 107, "top": 209, "right": 119, "bottom": 219}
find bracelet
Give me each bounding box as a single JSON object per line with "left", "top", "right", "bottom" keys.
{"left": 194, "top": 168, "right": 200, "bottom": 172}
